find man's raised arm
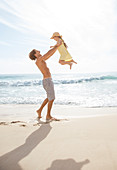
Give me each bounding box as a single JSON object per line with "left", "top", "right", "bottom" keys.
{"left": 42, "top": 45, "right": 58, "bottom": 61}
{"left": 39, "top": 41, "right": 62, "bottom": 61}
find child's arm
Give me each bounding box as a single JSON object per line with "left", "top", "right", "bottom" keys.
{"left": 50, "top": 40, "right": 62, "bottom": 48}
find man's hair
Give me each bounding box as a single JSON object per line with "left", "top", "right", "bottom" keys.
{"left": 29, "top": 49, "right": 36, "bottom": 60}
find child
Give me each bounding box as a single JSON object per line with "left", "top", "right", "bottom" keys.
{"left": 50, "top": 32, "right": 77, "bottom": 69}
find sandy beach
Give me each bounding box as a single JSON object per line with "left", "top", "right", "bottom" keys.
{"left": 0, "top": 105, "right": 117, "bottom": 170}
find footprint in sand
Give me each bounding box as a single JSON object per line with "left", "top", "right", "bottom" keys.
{"left": 0, "top": 122, "right": 8, "bottom": 125}
{"left": 19, "top": 124, "right": 27, "bottom": 127}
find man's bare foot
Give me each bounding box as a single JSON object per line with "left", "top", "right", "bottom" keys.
{"left": 70, "top": 63, "right": 73, "bottom": 69}
{"left": 46, "top": 116, "right": 52, "bottom": 120}
{"left": 46, "top": 116, "right": 60, "bottom": 121}
{"left": 36, "top": 110, "right": 42, "bottom": 119}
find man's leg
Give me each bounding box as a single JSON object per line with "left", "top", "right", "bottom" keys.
{"left": 46, "top": 99, "right": 54, "bottom": 120}
{"left": 37, "top": 98, "right": 48, "bottom": 118}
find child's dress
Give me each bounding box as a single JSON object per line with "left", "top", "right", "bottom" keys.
{"left": 58, "top": 43, "right": 72, "bottom": 61}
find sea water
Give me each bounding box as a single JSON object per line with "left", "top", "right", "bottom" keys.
{"left": 0, "top": 72, "right": 117, "bottom": 107}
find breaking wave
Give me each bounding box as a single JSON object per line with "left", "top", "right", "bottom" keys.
{"left": 0, "top": 75, "right": 117, "bottom": 87}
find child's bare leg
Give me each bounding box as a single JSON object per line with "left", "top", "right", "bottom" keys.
{"left": 59, "top": 60, "right": 73, "bottom": 69}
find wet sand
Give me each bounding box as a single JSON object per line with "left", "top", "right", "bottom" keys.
{"left": 0, "top": 105, "right": 117, "bottom": 170}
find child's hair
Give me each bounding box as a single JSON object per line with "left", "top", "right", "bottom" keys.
{"left": 58, "top": 36, "right": 68, "bottom": 48}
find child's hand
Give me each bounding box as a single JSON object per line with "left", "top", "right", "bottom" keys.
{"left": 50, "top": 46, "right": 54, "bottom": 48}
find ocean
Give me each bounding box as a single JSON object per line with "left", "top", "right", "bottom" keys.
{"left": 0, "top": 72, "right": 117, "bottom": 107}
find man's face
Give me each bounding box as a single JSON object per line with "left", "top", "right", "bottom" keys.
{"left": 35, "top": 50, "right": 42, "bottom": 57}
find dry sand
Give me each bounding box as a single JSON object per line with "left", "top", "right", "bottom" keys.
{"left": 0, "top": 105, "right": 117, "bottom": 170}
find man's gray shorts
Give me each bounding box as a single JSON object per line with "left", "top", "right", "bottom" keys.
{"left": 42, "top": 78, "right": 55, "bottom": 101}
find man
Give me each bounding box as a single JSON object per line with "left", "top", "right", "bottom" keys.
{"left": 29, "top": 41, "right": 61, "bottom": 121}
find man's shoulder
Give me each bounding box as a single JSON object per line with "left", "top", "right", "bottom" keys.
{"left": 36, "top": 57, "right": 46, "bottom": 65}
{"left": 35, "top": 59, "right": 40, "bottom": 66}
{"left": 36, "top": 56, "right": 44, "bottom": 63}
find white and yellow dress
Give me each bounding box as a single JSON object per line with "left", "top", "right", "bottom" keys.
{"left": 58, "top": 43, "right": 72, "bottom": 61}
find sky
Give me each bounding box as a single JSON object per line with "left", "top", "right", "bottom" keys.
{"left": 0, "top": 0, "right": 117, "bottom": 74}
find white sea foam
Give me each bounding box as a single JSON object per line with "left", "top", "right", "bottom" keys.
{"left": 0, "top": 72, "right": 117, "bottom": 107}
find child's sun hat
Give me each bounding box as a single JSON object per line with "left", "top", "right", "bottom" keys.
{"left": 50, "top": 32, "right": 62, "bottom": 39}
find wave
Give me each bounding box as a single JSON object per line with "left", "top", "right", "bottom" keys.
{"left": 0, "top": 75, "right": 117, "bottom": 87}
{"left": 1, "top": 97, "right": 117, "bottom": 107}
{"left": 0, "top": 80, "right": 42, "bottom": 87}
{"left": 55, "top": 75, "right": 117, "bottom": 84}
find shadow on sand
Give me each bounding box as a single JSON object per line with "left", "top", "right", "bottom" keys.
{"left": 0, "top": 123, "right": 52, "bottom": 170}
{"left": 46, "top": 158, "right": 90, "bottom": 170}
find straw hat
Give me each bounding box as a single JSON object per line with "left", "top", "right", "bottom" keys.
{"left": 50, "top": 32, "right": 62, "bottom": 39}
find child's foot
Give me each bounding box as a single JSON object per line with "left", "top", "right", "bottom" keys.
{"left": 36, "top": 110, "right": 42, "bottom": 119}
{"left": 70, "top": 63, "right": 73, "bottom": 69}
{"left": 72, "top": 60, "right": 77, "bottom": 64}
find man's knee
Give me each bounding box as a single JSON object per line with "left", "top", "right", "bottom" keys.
{"left": 51, "top": 99, "right": 55, "bottom": 102}
{"left": 49, "top": 99, "right": 55, "bottom": 103}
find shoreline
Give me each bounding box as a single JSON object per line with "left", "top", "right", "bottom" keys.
{"left": 0, "top": 111, "right": 117, "bottom": 170}
{"left": 0, "top": 104, "right": 117, "bottom": 123}
{"left": 1, "top": 103, "right": 117, "bottom": 107}
{"left": 0, "top": 105, "right": 117, "bottom": 169}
